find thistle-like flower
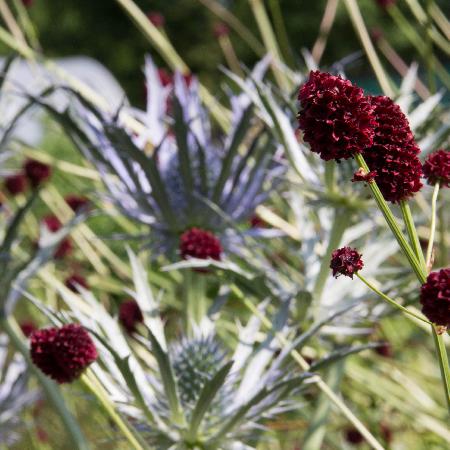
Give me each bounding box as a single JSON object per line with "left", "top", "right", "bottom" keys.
{"left": 64, "top": 56, "right": 283, "bottom": 260}
{"left": 4, "top": 173, "right": 27, "bottom": 195}
{"left": 30, "top": 324, "right": 98, "bottom": 384}
{"left": 23, "top": 159, "right": 51, "bottom": 187}
{"left": 423, "top": 149, "right": 450, "bottom": 188}
{"left": 420, "top": 268, "right": 450, "bottom": 328}
{"left": 330, "top": 247, "right": 364, "bottom": 279}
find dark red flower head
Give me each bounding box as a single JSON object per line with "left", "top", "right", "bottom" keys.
{"left": 363, "top": 95, "right": 423, "bottom": 203}
{"left": 30, "top": 324, "right": 97, "bottom": 384}
{"left": 4, "top": 173, "right": 27, "bottom": 195}
{"left": 23, "top": 159, "right": 51, "bottom": 187}
{"left": 180, "top": 228, "right": 222, "bottom": 261}
{"left": 65, "top": 195, "right": 89, "bottom": 212}
{"left": 42, "top": 214, "right": 61, "bottom": 232}
{"left": 147, "top": 11, "right": 165, "bottom": 28}
{"left": 250, "top": 213, "right": 267, "bottom": 228}
{"left": 423, "top": 149, "right": 450, "bottom": 188}
{"left": 119, "top": 299, "right": 143, "bottom": 334}
{"left": 213, "top": 22, "right": 230, "bottom": 38}
{"left": 375, "top": 341, "right": 393, "bottom": 358}
{"left": 330, "top": 247, "right": 364, "bottom": 279}
{"left": 20, "top": 320, "right": 37, "bottom": 338}
{"left": 345, "top": 427, "right": 364, "bottom": 445}
{"left": 65, "top": 274, "right": 89, "bottom": 293}
{"left": 297, "top": 71, "right": 376, "bottom": 161}
{"left": 420, "top": 268, "right": 450, "bottom": 328}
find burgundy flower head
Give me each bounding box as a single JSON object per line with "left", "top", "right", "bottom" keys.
{"left": 250, "top": 213, "right": 267, "bottom": 228}
{"left": 65, "top": 274, "right": 89, "bottom": 293}
{"left": 180, "top": 228, "right": 222, "bottom": 261}
{"left": 213, "top": 22, "right": 230, "bottom": 38}
{"left": 297, "top": 71, "right": 376, "bottom": 161}
{"left": 30, "top": 324, "right": 97, "bottom": 384}
{"left": 20, "top": 320, "right": 37, "bottom": 338}
{"left": 375, "top": 341, "right": 393, "bottom": 358}
{"left": 363, "top": 95, "right": 423, "bottom": 203}
{"left": 23, "top": 159, "right": 51, "bottom": 187}
{"left": 423, "top": 149, "right": 450, "bottom": 188}
{"left": 345, "top": 427, "right": 364, "bottom": 445}
{"left": 330, "top": 246, "right": 363, "bottom": 279}
{"left": 65, "top": 195, "right": 89, "bottom": 212}
{"left": 147, "top": 11, "right": 165, "bottom": 28}
{"left": 4, "top": 173, "right": 27, "bottom": 195}
{"left": 420, "top": 268, "right": 450, "bottom": 328}
{"left": 42, "top": 214, "right": 61, "bottom": 232}
{"left": 119, "top": 299, "right": 144, "bottom": 334}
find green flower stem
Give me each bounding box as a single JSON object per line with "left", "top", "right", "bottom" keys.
{"left": 356, "top": 273, "right": 431, "bottom": 325}
{"left": 438, "top": 203, "right": 447, "bottom": 268}
{"left": 183, "top": 270, "right": 208, "bottom": 335}
{"left": 432, "top": 331, "right": 450, "bottom": 414}
{"left": 426, "top": 182, "right": 440, "bottom": 268}
{"left": 400, "top": 201, "right": 427, "bottom": 274}
{"left": 0, "top": 316, "right": 89, "bottom": 450}
{"left": 354, "top": 153, "right": 425, "bottom": 283}
{"left": 81, "top": 372, "right": 150, "bottom": 450}
{"left": 232, "top": 286, "right": 385, "bottom": 450}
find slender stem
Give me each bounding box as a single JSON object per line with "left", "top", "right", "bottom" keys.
{"left": 432, "top": 330, "right": 450, "bottom": 413}
{"left": 232, "top": 286, "right": 385, "bottom": 450}
{"left": 356, "top": 274, "right": 430, "bottom": 324}
{"left": 438, "top": 201, "right": 447, "bottom": 268}
{"left": 426, "top": 182, "right": 440, "bottom": 269}
{"left": 312, "top": 0, "right": 340, "bottom": 65}
{"left": 81, "top": 372, "right": 149, "bottom": 450}
{"left": 0, "top": 316, "right": 89, "bottom": 450}
{"left": 267, "top": 0, "right": 294, "bottom": 67}
{"left": 354, "top": 154, "right": 424, "bottom": 283}
{"left": 400, "top": 201, "right": 427, "bottom": 274}
{"left": 343, "top": 0, "right": 394, "bottom": 97}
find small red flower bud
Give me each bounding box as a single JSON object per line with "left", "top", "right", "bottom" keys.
{"left": 363, "top": 95, "right": 423, "bottom": 203}
{"left": 147, "top": 11, "right": 165, "bottom": 28}
{"left": 20, "top": 320, "right": 37, "bottom": 338}
{"left": 65, "top": 195, "right": 90, "bottom": 212}
{"left": 423, "top": 149, "right": 450, "bottom": 188}
{"left": 42, "top": 215, "right": 72, "bottom": 259}
{"left": 420, "top": 268, "right": 450, "bottom": 328}
{"left": 30, "top": 324, "right": 97, "bottom": 384}
{"left": 42, "top": 214, "right": 61, "bottom": 232}
{"left": 297, "top": 71, "right": 376, "bottom": 161}
{"left": 345, "top": 427, "right": 364, "bottom": 445}
{"left": 65, "top": 274, "right": 89, "bottom": 293}
{"left": 213, "top": 22, "right": 230, "bottom": 38}
{"left": 23, "top": 159, "right": 51, "bottom": 187}
{"left": 180, "top": 228, "right": 222, "bottom": 261}
{"left": 119, "top": 299, "right": 143, "bottom": 334}
{"left": 250, "top": 213, "right": 267, "bottom": 228}
{"left": 4, "top": 173, "right": 27, "bottom": 195}
{"left": 351, "top": 168, "right": 377, "bottom": 183}
{"left": 330, "top": 247, "right": 364, "bottom": 279}
{"left": 375, "top": 341, "right": 393, "bottom": 358}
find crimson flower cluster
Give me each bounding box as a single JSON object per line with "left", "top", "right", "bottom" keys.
{"left": 420, "top": 268, "right": 450, "bottom": 328}
{"left": 30, "top": 324, "right": 98, "bottom": 384}
{"left": 119, "top": 299, "right": 144, "bottom": 334}
{"left": 180, "top": 227, "right": 223, "bottom": 261}
{"left": 65, "top": 274, "right": 89, "bottom": 293}
{"left": 65, "top": 195, "right": 90, "bottom": 212}
{"left": 330, "top": 247, "right": 364, "bottom": 279}
{"left": 297, "top": 71, "right": 376, "bottom": 161}
{"left": 423, "top": 149, "right": 450, "bottom": 188}
{"left": 4, "top": 159, "right": 51, "bottom": 196}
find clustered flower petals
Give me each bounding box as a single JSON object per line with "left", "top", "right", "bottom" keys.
{"left": 4, "top": 173, "right": 27, "bottom": 195}
{"left": 24, "top": 159, "right": 51, "bottom": 187}
{"left": 65, "top": 195, "right": 90, "bottom": 212}
{"left": 423, "top": 149, "right": 450, "bottom": 188}
{"left": 420, "top": 268, "right": 450, "bottom": 328}
{"left": 330, "top": 246, "right": 364, "bottom": 279}
{"left": 363, "top": 95, "right": 423, "bottom": 203}
{"left": 351, "top": 168, "right": 377, "bottom": 183}
{"left": 30, "top": 324, "right": 98, "bottom": 384}
{"left": 297, "top": 71, "right": 376, "bottom": 161}
{"left": 20, "top": 320, "right": 37, "bottom": 338}
{"left": 180, "top": 228, "right": 222, "bottom": 261}
{"left": 119, "top": 299, "right": 144, "bottom": 334}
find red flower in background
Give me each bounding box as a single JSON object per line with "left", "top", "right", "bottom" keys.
{"left": 23, "top": 159, "right": 51, "bottom": 187}
{"left": 420, "top": 268, "right": 450, "bottom": 328}
{"left": 30, "top": 324, "right": 97, "bottom": 383}
{"left": 330, "top": 247, "right": 364, "bottom": 279}
{"left": 423, "top": 149, "right": 450, "bottom": 188}
{"left": 65, "top": 274, "right": 89, "bottom": 293}
{"left": 297, "top": 71, "right": 376, "bottom": 161}
{"left": 4, "top": 173, "right": 27, "bottom": 195}
{"left": 363, "top": 95, "right": 423, "bottom": 203}
{"left": 180, "top": 228, "right": 222, "bottom": 261}
{"left": 147, "top": 11, "right": 165, "bottom": 28}
{"left": 119, "top": 299, "right": 144, "bottom": 334}
{"left": 213, "top": 22, "right": 230, "bottom": 38}
{"left": 20, "top": 320, "right": 37, "bottom": 338}
{"left": 65, "top": 195, "right": 90, "bottom": 212}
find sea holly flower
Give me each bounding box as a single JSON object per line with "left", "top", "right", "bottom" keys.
{"left": 420, "top": 268, "right": 450, "bottom": 328}
{"left": 30, "top": 324, "right": 98, "bottom": 384}
{"left": 118, "top": 299, "right": 143, "bottom": 334}
{"left": 330, "top": 247, "right": 364, "bottom": 279}
{"left": 4, "top": 173, "right": 27, "bottom": 195}
{"left": 363, "top": 95, "right": 423, "bottom": 203}
{"left": 423, "top": 149, "right": 450, "bottom": 188}
{"left": 63, "top": 56, "right": 283, "bottom": 260}
{"left": 23, "top": 159, "right": 51, "bottom": 187}
{"left": 297, "top": 70, "right": 376, "bottom": 161}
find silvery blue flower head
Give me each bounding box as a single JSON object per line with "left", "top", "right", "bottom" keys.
{"left": 70, "top": 56, "right": 285, "bottom": 260}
